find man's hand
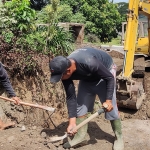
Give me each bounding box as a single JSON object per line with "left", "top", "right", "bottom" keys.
{"left": 103, "top": 100, "right": 113, "bottom": 112}
{"left": 11, "top": 96, "right": 21, "bottom": 105}
{"left": 67, "top": 117, "right": 77, "bottom": 136}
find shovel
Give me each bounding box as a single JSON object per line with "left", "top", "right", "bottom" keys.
{"left": 49, "top": 107, "right": 106, "bottom": 142}
{"left": 0, "top": 96, "right": 55, "bottom": 112}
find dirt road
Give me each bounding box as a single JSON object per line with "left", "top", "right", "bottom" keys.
{"left": 0, "top": 116, "right": 150, "bottom": 150}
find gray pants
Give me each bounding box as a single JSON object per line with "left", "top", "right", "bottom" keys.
{"left": 76, "top": 64, "right": 119, "bottom": 120}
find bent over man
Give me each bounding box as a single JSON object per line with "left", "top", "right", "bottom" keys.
{"left": 49, "top": 47, "right": 124, "bottom": 150}
{"left": 0, "top": 62, "right": 21, "bottom": 129}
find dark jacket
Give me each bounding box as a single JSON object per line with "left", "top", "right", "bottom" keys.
{"left": 0, "top": 62, "right": 16, "bottom": 97}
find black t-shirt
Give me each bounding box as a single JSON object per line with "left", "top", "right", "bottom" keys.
{"left": 0, "top": 62, "right": 16, "bottom": 97}
{"left": 62, "top": 47, "right": 114, "bottom": 118}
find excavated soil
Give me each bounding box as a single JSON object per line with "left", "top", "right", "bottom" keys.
{"left": 0, "top": 44, "right": 150, "bottom": 150}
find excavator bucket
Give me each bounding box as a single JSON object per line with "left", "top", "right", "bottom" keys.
{"left": 116, "top": 77, "right": 146, "bottom": 110}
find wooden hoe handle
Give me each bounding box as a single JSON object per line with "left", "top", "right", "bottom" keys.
{"left": 0, "top": 96, "right": 55, "bottom": 112}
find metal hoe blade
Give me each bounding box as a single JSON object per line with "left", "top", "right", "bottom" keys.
{"left": 49, "top": 133, "right": 67, "bottom": 142}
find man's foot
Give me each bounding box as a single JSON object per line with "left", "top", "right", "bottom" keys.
{"left": 113, "top": 138, "right": 124, "bottom": 150}
{"left": 0, "top": 120, "right": 15, "bottom": 130}
{"left": 63, "top": 139, "right": 88, "bottom": 149}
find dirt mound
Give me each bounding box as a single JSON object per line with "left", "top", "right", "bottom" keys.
{"left": 75, "top": 43, "right": 124, "bottom": 59}
{"left": 75, "top": 43, "right": 101, "bottom": 50}
{"left": 108, "top": 50, "right": 124, "bottom": 59}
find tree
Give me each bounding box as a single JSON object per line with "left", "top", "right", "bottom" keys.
{"left": 60, "top": 0, "right": 122, "bottom": 42}
{"left": 57, "top": 4, "right": 86, "bottom": 23}
{"left": 116, "top": 2, "right": 128, "bottom": 22}
{"left": 57, "top": 4, "right": 73, "bottom": 22}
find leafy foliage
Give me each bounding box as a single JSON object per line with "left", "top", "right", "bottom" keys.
{"left": 1, "top": 0, "right": 36, "bottom": 32}
{"left": 0, "top": 0, "right": 73, "bottom": 77}
{"left": 57, "top": 4, "right": 86, "bottom": 23}
{"left": 70, "top": 12, "right": 86, "bottom": 23}
{"left": 36, "top": 1, "right": 73, "bottom": 55}
{"left": 85, "top": 34, "right": 100, "bottom": 43}
{"left": 57, "top": 4, "right": 73, "bottom": 22}
{"left": 0, "top": 0, "right": 36, "bottom": 53}
{"left": 60, "top": 0, "right": 122, "bottom": 42}
{"left": 116, "top": 2, "right": 128, "bottom": 30}
{"left": 47, "top": 26, "right": 73, "bottom": 55}
{"left": 116, "top": 2, "right": 128, "bottom": 21}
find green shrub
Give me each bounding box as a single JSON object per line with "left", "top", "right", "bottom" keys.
{"left": 86, "top": 34, "right": 100, "bottom": 43}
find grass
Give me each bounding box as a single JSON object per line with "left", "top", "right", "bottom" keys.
{"left": 84, "top": 35, "right": 122, "bottom": 46}
{"left": 101, "top": 36, "right": 122, "bottom": 46}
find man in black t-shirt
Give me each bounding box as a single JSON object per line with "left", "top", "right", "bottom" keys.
{"left": 49, "top": 47, "right": 124, "bottom": 150}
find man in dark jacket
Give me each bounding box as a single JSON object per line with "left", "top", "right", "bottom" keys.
{"left": 0, "top": 62, "right": 21, "bottom": 129}
{"left": 49, "top": 47, "right": 124, "bottom": 150}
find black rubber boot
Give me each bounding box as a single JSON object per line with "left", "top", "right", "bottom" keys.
{"left": 110, "top": 119, "right": 124, "bottom": 150}
{"left": 63, "top": 117, "right": 88, "bottom": 149}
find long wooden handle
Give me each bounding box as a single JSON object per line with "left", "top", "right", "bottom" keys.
{"left": 74, "top": 108, "right": 105, "bottom": 131}
{"left": 0, "top": 96, "right": 55, "bottom": 112}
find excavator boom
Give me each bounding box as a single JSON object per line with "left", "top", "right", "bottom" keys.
{"left": 122, "top": 0, "right": 139, "bottom": 77}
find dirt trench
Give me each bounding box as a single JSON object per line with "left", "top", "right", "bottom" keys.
{"left": 0, "top": 54, "right": 68, "bottom": 129}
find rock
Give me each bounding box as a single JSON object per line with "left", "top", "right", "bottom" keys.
{"left": 41, "top": 132, "right": 47, "bottom": 138}
{"left": 43, "top": 140, "right": 48, "bottom": 145}
{"left": 17, "top": 112, "right": 25, "bottom": 123}
{"left": 59, "top": 140, "right": 64, "bottom": 145}
{"left": 146, "top": 102, "right": 150, "bottom": 118}
{"left": 0, "top": 104, "right": 5, "bottom": 119}
{"left": 16, "top": 124, "right": 23, "bottom": 128}
{"left": 57, "top": 146, "right": 64, "bottom": 150}
{"left": 142, "top": 116, "right": 147, "bottom": 120}
{"left": 32, "top": 126, "right": 37, "bottom": 130}
{"left": 47, "top": 143, "right": 57, "bottom": 149}
{"left": 119, "top": 112, "right": 124, "bottom": 121}
{"left": 21, "top": 125, "right": 26, "bottom": 131}
{"left": 53, "top": 141, "right": 60, "bottom": 147}
{"left": 7, "top": 136, "right": 15, "bottom": 143}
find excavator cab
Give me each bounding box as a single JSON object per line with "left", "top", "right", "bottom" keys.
{"left": 121, "top": 21, "right": 148, "bottom": 52}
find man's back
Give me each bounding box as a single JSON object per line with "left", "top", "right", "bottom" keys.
{"left": 68, "top": 47, "right": 113, "bottom": 70}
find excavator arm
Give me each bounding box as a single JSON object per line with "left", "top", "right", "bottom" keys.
{"left": 122, "top": 0, "right": 139, "bottom": 77}
{"left": 116, "top": 0, "right": 150, "bottom": 109}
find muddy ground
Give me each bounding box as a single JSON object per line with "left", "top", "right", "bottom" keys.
{"left": 0, "top": 44, "right": 150, "bottom": 150}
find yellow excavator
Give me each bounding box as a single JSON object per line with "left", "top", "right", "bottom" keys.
{"left": 116, "top": 0, "right": 150, "bottom": 110}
